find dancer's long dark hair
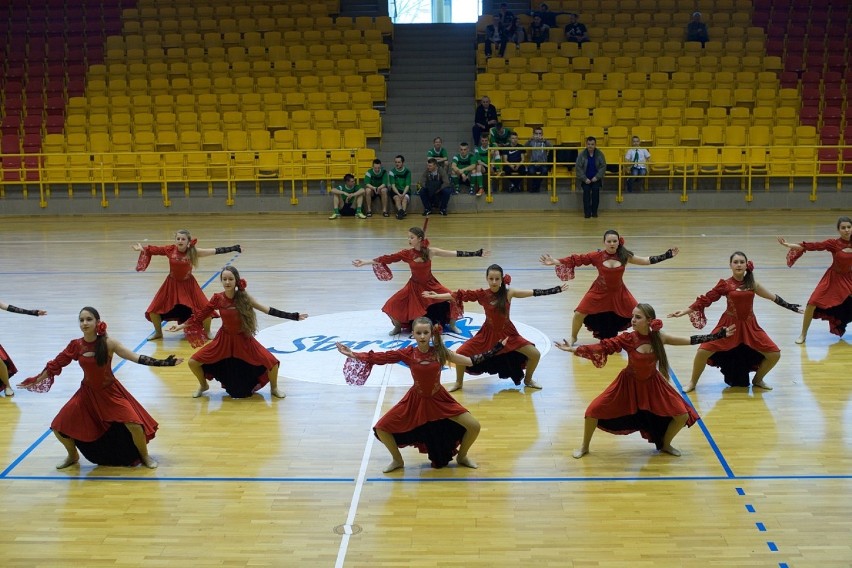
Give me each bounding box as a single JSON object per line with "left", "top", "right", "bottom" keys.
{"left": 486, "top": 264, "right": 509, "bottom": 315}
{"left": 409, "top": 227, "right": 429, "bottom": 261}
{"left": 603, "top": 229, "right": 634, "bottom": 264}
{"left": 222, "top": 266, "right": 258, "bottom": 336}
{"left": 730, "top": 251, "right": 755, "bottom": 290}
{"left": 837, "top": 216, "right": 851, "bottom": 229}
{"left": 80, "top": 306, "right": 109, "bottom": 367}
{"left": 635, "top": 303, "right": 670, "bottom": 379}
{"left": 176, "top": 229, "right": 199, "bottom": 267}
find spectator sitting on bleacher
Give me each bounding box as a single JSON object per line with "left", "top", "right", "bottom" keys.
{"left": 427, "top": 136, "right": 449, "bottom": 173}
{"left": 506, "top": 16, "right": 527, "bottom": 46}
{"left": 389, "top": 155, "right": 412, "bottom": 220}
{"left": 329, "top": 173, "right": 367, "bottom": 220}
{"left": 686, "top": 12, "right": 709, "bottom": 47}
{"left": 502, "top": 133, "right": 526, "bottom": 193}
{"left": 472, "top": 96, "right": 499, "bottom": 149}
{"left": 497, "top": 2, "right": 515, "bottom": 33}
{"left": 624, "top": 135, "right": 651, "bottom": 193}
{"left": 489, "top": 122, "right": 514, "bottom": 150}
{"left": 364, "top": 158, "right": 390, "bottom": 217}
{"left": 484, "top": 15, "right": 508, "bottom": 59}
{"left": 475, "top": 134, "right": 501, "bottom": 196}
{"left": 528, "top": 14, "right": 551, "bottom": 46}
{"left": 419, "top": 158, "right": 454, "bottom": 217}
{"left": 525, "top": 127, "right": 554, "bottom": 193}
{"left": 533, "top": 3, "right": 557, "bottom": 28}
{"left": 563, "top": 13, "right": 589, "bottom": 44}
{"left": 451, "top": 142, "right": 477, "bottom": 195}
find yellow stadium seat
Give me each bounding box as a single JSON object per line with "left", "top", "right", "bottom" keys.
{"left": 655, "top": 125, "right": 677, "bottom": 145}
{"left": 702, "top": 125, "right": 725, "bottom": 146}
{"left": 272, "top": 130, "right": 294, "bottom": 149}
{"left": 706, "top": 107, "right": 729, "bottom": 126}
{"left": 729, "top": 107, "right": 752, "bottom": 126}
{"left": 614, "top": 107, "right": 636, "bottom": 126}
{"left": 336, "top": 110, "right": 359, "bottom": 131}
{"left": 319, "top": 129, "right": 342, "bottom": 150}
{"left": 359, "top": 110, "right": 382, "bottom": 139}
{"left": 344, "top": 129, "right": 367, "bottom": 149}
{"left": 637, "top": 107, "right": 659, "bottom": 126}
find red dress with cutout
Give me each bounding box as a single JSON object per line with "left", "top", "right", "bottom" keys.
{"left": 375, "top": 249, "right": 463, "bottom": 325}
{"left": 140, "top": 244, "right": 213, "bottom": 323}
{"left": 788, "top": 238, "right": 852, "bottom": 336}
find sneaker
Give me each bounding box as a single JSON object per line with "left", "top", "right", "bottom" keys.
{"left": 468, "top": 188, "right": 475, "bottom": 195}
{"left": 366, "top": 211, "right": 373, "bottom": 217}
{"left": 396, "top": 209, "right": 404, "bottom": 220}
{"left": 328, "top": 212, "right": 340, "bottom": 219}
{"left": 382, "top": 211, "right": 389, "bottom": 217}
{"left": 422, "top": 210, "right": 431, "bottom": 216}
{"left": 355, "top": 211, "right": 367, "bottom": 219}
{"left": 453, "top": 188, "right": 460, "bottom": 195}
{"left": 476, "top": 188, "right": 485, "bottom": 196}
{"left": 440, "top": 209, "right": 448, "bottom": 216}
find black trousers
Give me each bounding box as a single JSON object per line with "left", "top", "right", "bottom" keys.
{"left": 420, "top": 185, "right": 453, "bottom": 211}
{"left": 581, "top": 180, "right": 602, "bottom": 217}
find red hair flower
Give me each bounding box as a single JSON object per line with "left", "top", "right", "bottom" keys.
{"left": 190, "top": 238, "right": 198, "bottom": 247}
{"left": 502, "top": 274, "right": 512, "bottom": 285}
{"left": 650, "top": 319, "right": 663, "bottom": 332}
{"left": 618, "top": 236, "right": 625, "bottom": 246}
{"left": 746, "top": 260, "right": 754, "bottom": 272}
{"left": 238, "top": 278, "right": 247, "bottom": 290}
{"left": 432, "top": 324, "right": 443, "bottom": 335}
{"left": 96, "top": 321, "right": 108, "bottom": 336}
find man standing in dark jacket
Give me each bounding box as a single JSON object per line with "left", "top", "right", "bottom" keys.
{"left": 575, "top": 136, "right": 606, "bottom": 218}
{"left": 472, "top": 96, "right": 498, "bottom": 151}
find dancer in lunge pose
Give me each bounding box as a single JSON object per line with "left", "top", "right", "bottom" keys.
{"left": 540, "top": 229, "right": 678, "bottom": 343}
{"left": 556, "top": 303, "right": 733, "bottom": 458}
{"left": 336, "top": 317, "right": 505, "bottom": 472}
{"left": 169, "top": 265, "right": 306, "bottom": 399}
{"left": 133, "top": 228, "right": 241, "bottom": 340}
{"left": 423, "top": 263, "right": 566, "bottom": 391}
{"left": 19, "top": 306, "right": 180, "bottom": 469}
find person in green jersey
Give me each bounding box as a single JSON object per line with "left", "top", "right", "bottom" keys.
{"left": 329, "top": 173, "right": 367, "bottom": 219}
{"left": 388, "top": 155, "right": 412, "bottom": 220}
{"left": 451, "top": 142, "right": 477, "bottom": 195}
{"left": 473, "top": 134, "right": 499, "bottom": 196}
{"left": 427, "top": 136, "right": 449, "bottom": 173}
{"left": 488, "top": 122, "right": 514, "bottom": 149}
{"left": 364, "top": 159, "right": 390, "bottom": 217}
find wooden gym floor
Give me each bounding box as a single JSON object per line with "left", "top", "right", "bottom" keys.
{"left": 0, "top": 210, "right": 850, "bottom": 567}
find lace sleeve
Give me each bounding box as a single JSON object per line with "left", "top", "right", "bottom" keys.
{"left": 573, "top": 335, "right": 627, "bottom": 368}
{"left": 135, "top": 244, "right": 169, "bottom": 272}
{"left": 555, "top": 252, "right": 597, "bottom": 281}
{"left": 785, "top": 247, "right": 805, "bottom": 267}
{"left": 184, "top": 297, "right": 219, "bottom": 348}
{"left": 17, "top": 340, "right": 78, "bottom": 393}
{"left": 342, "top": 349, "right": 405, "bottom": 385}
{"left": 688, "top": 279, "right": 728, "bottom": 329}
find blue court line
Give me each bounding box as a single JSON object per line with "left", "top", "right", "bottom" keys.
{"left": 780, "top": 563, "right": 789, "bottom": 567}
{"left": 767, "top": 542, "right": 778, "bottom": 552}
{"left": 0, "top": 260, "right": 235, "bottom": 478}
{"left": 756, "top": 523, "right": 767, "bottom": 532}
{"left": 669, "top": 369, "right": 735, "bottom": 478}
{"left": 367, "top": 473, "right": 852, "bottom": 483}
{"left": 746, "top": 504, "right": 756, "bottom": 513}
{"left": 2, "top": 475, "right": 353, "bottom": 483}
{"left": 736, "top": 487, "right": 745, "bottom": 495}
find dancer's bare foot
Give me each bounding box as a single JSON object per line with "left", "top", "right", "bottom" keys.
{"left": 141, "top": 456, "right": 158, "bottom": 469}
{"left": 572, "top": 447, "right": 589, "bottom": 459}
{"left": 794, "top": 335, "right": 806, "bottom": 345}
{"left": 524, "top": 379, "right": 543, "bottom": 389}
{"left": 752, "top": 380, "right": 773, "bottom": 390}
{"left": 660, "top": 445, "right": 681, "bottom": 457}
{"left": 682, "top": 382, "right": 697, "bottom": 393}
{"left": 192, "top": 385, "right": 209, "bottom": 398}
{"left": 382, "top": 459, "right": 404, "bottom": 473}
{"left": 56, "top": 455, "right": 79, "bottom": 469}
{"left": 388, "top": 326, "right": 401, "bottom": 336}
{"left": 147, "top": 331, "right": 163, "bottom": 341}
{"left": 447, "top": 382, "right": 463, "bottom": 392}
{"left": 456, "top": 455, "right": 478, "bottom": 469}
{"left": 271, "top": 388, "right": 286, "bottom": 399}
{"left": 4, "top": 387, "right": 13, "bottom": 396}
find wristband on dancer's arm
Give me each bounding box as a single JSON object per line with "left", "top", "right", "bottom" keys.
{"left": 269, "top": 307, "right": 301, "bottom": 320}
{"left": 5, "top": 305, "right": 40, "bottom": 316}
{"left": 773, "top": 295, "right": 801, "bottom": 313}
{"left": 138, "top": 355, "right": 179, "bottom": 367}
{"left": 456, "top": 249, "right": 483, "bottom": 257}
{"left": 469, "top": 341, "right": 505, "bottom": 366}
{"left": 533, "top": 286, "right": 563, "bottom": 296}
{"left": 649, "top": 249, "right": 674, "bottom": 264}
{"left": 690, "top": 328, "right": 729, "bottom": 345}
{"left": 214, "top": 245, "right": 242, "bottom": 254}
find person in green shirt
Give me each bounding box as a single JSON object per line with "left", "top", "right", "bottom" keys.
{"left": 426, "top": 136, "right": 449, "bottom": 173}
{"left": 451, "top": 142, "right": 476, "bottom": 194}
{"left": 488, "top": 122, "right": 514, "bottom": 149}
{"left": 329, "top": 173, "right": 367, "bottom": 219}
{"left": 364, "top": 159, "right": 389, "bottom": 217}
{"left": 388, "top": 155, "right": 412, "bottom": 220}
{"left": 473, "top": 134, "right": 499, "bottom": 196}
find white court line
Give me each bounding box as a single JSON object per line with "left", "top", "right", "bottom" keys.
{"left": 334, "top": 356, "right": 394, "bottom": 568}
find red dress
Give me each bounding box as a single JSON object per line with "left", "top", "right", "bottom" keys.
{"left": 452, "top": 288, "right": 533, "bottom": 384}
{"left": 576, "top": 331, "right": 699, "bottom": 448}
{"left": 788, "top": 238, "right": 852, "bottom": 336}
{"left": 375, "top": 249, "right": 463, "bottom": 326}
{"left": 138, "top": 244, "right": 213, "bottom": 323}
{"left": 689, "top": 277, "right": 779, "bottom": 387}
{"left": 354, "top": 346, "right": 468, "bottom": 468}
{"left": 186, "top": 292, "right": 280, "bottom": 398}
{"left": 0, "top": 343, "right": 17, "bottom": 378}
{"left": 48, "top": 338, "right": 159, "bottom": 466}
{"left": 556, "top": 251, "right": 636, "bottom": 338}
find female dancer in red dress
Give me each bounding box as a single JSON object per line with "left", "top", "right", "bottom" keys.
{"left": 540, "top": 229, "right": 678, "bottom": 344}
{"left": 422, "top": 263, "right": 567, "bottom": 391}
{"left": 777, "top": 215, "right": 852, "bottom": 343}
{"left": 352, "top": 225, "right": 490, "bottom": 335}
{"left": 169, "top": 265, "right": 307, "bottom": 399}
{"left": 336, "top": 317, "right": 505, "bottom": 473}
{"left": 669, "top": 251, "right": 803, "bottom": 392}
{"left": 133, "top": 229, "right": 241, "bottom": 340}
{"left": 1, "top": 301, "right": 47, "bottom": 397}
{"left": 556, "top": 303, "right": 732, "bottom": 458}
{"left": 18, "top": 307, "right": 181, "bottom": 469}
